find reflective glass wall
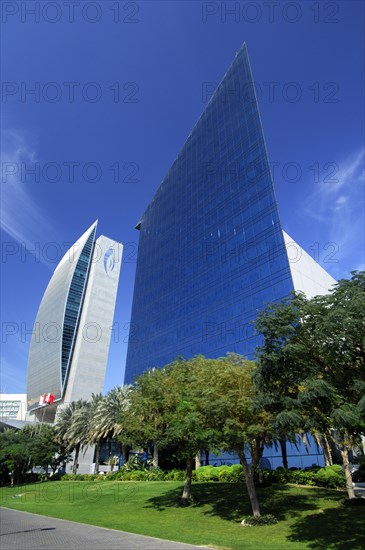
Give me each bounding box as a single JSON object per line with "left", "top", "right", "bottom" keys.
{"left": 125, "top": 44, "right": 293, "bottom": 383}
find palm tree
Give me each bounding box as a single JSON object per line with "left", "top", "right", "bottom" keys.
{"left": 55, "top": 399, "right": 89, "bottom": 474}
{"left": 92, "top": 385, "right": 132, "bottom": 465}
{"left": 84, "top": 393, "right": 104, "bottom": 473}
{"left": 67, "top": 395, "right": 105, "bottom": 474}
{"left": 54, "top": 401, "right": 79, "bottom": 443}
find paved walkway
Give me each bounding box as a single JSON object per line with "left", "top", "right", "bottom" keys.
{"left": 0, "top": 507, "right": 207, "bottom": 550}
{"left": 354, "top": 483, "right": 365, "bottom": 498}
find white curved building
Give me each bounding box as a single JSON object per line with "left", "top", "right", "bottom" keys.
{"left": 27, "top": 221, "right": 123, "bottom": 422}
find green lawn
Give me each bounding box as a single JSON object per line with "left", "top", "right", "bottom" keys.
{"left": 1, "top": 481, "right": 364, "bottom": 549}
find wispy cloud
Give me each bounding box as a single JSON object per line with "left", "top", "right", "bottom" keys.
{"left": 305, "top": 148, "right": 364, "bottom": 218}
{"left": 1, "top": 129, "right": 54, "bottom": 266}
{"left": 0, "top": 355, "right": 27, "bottom": 394}
{"left": 303, "top": 147, "right": 364, "bottom": 277}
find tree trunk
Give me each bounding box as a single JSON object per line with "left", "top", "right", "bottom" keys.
{"left": 153, "top": 442, "right": 159, "bottom": 467}
{"left": 238, "top": 450, "right": 261, "bottom": 517}
{"left": 10, "top": 471, "right": 14, "bottom": 487}
{"left": 279, "top": 437, "right": 288, "bottom": 469}
{"left": 72, "top": 443, "right": 80, "bottom": 475}
{"left": 121, "top": 443, "right": 127, "bottom": 465}
{"left": 257, "top": 467, "right": 264, "bottom": 485}
{"left": 321, "top": 434, "right": 333, "bottom": 467}
{"left": 94, "top": 443, "right": 100, "bottom": 474}
{"left": 340, "top": 445, "right": 355, "bottom": 499}
{"left": 205, "top": 450, "right": 209, "bottom": 466}
{"left": 181, "top": 457, "right": 193, "bottom": 504}
{"left": 195, "top": 450, "right": 201, "bottom": 470}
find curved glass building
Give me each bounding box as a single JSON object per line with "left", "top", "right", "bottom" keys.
{"left": 27, "top": 221, "right": 123, "bottom": 421}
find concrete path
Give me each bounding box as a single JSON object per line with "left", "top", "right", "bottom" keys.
{"left": 0, "top": 507, "right": 207, "bottom": 550}
{"left": 354, "top": 482, "right": 365, "bottom": 498}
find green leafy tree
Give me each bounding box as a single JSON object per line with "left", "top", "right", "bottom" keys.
{"left": 123, "top": 369, "right": 169, "bottom": 467}
{"left": 0, "top": 429, "right": 30, "bottom": 486}
{"left": 201, "top": 354, "right": 272, "bottom": 516}
{"left": 158, "top": 357, "right": 218, "bottom": 504}
{"left": 24, "top": 424, "right": 60, "bottom": 475}
{"left": 0, "top": 424, "right": 67, "bottom": 484}
{"left": 126, "top": 354, "right": 271, "bottom": 514}
{"left": 124, "top": 357, "right": 219, "bottom": 504}
{"left": 255, "top": 271, "right": 365, "bottom": 499}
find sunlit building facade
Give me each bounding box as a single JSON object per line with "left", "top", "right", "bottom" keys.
{"left": 27, "top": 221, "right": 123, "bottom": 423}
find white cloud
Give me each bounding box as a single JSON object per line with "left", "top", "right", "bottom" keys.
{"left": 305, "top": 148, "right": 364, "bottom": 217}
{"left": 335, "top": 195, "right": 348, "bottom": 208}
{"left": 1, "top": 130, "right": 54, "bottom": 266}
{"left": 303, "top": 147, "right": 364, "bottom": 278}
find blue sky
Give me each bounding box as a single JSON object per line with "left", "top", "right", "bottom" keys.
{"left": 1, "top": 0, "right": 364, "bottom": 395}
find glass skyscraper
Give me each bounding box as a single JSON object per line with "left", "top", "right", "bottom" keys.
{"left": 125, "top": 44, "right": 335, "bottom": 384}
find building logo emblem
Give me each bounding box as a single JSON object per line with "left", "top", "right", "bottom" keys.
{"left": 104, "top": 247, "right": 115, "bottom": 275}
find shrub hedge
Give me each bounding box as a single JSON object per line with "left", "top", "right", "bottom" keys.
{"left": 261, "top": 465, "right": 345, "bottom": 488}
{"left": 242, "top": 514, "right": 278, "bottom": 526}
{"left": 61, "top": 464, "right": 346, "bottom": 489}
{"left": 195, "top": 464, "right": 245, "bottom": 483}
{"left": 61, "top": 473, "right": 108, "bottom": 481}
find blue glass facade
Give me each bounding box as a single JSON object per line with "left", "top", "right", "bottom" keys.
{"left": 61, "top": 227, "right": 96, "bottom": 388}
{"left": 125, "top": 44, "right": 294, "bottom": 383}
